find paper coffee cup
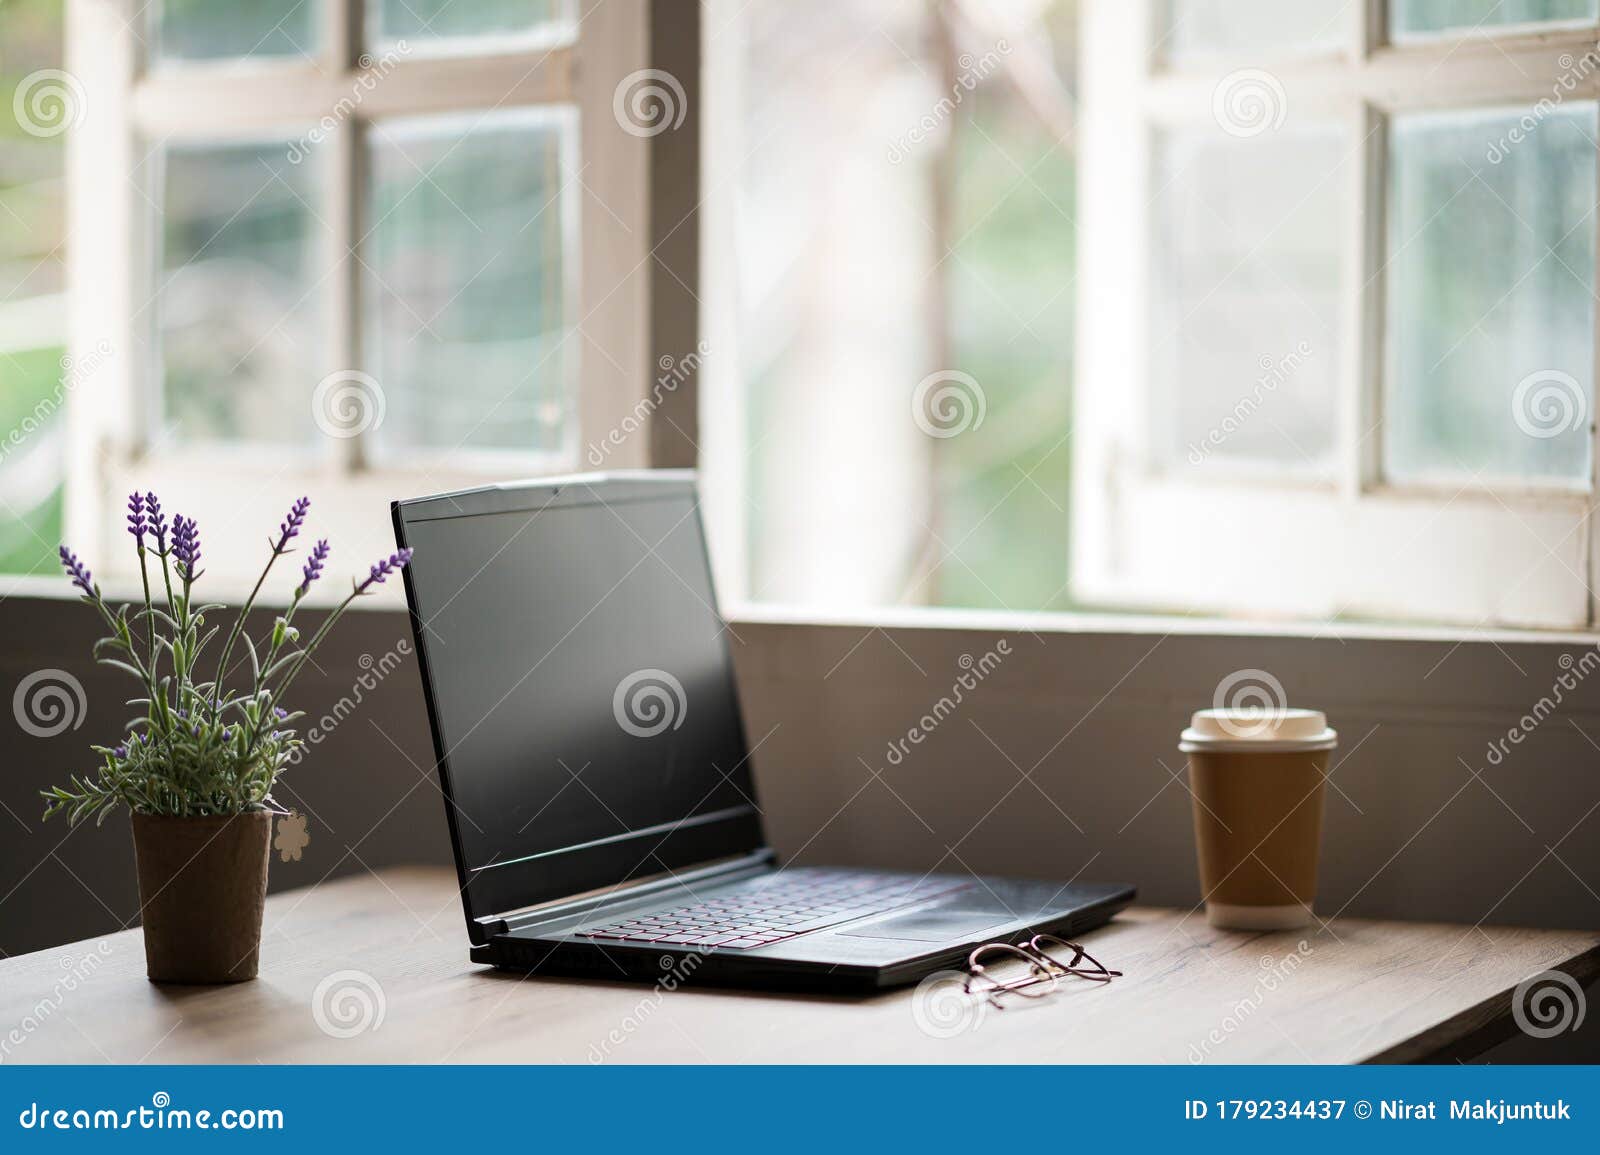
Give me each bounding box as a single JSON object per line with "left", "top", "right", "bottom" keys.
{"left": 1180, "top": 708, "right": 1336, "bottom": 931}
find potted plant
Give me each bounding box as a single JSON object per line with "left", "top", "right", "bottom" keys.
{"left": 45, "top": 493, "right": 413, "bottom": 983}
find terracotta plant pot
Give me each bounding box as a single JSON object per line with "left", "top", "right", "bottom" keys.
{"left": 130, "top": 811, "right": 272, "bottom": 984}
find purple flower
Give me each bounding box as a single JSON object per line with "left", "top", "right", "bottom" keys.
{"left": 356, "top": 547, "right": 413, "bottom": 594}
{"left": 113, "top": 744, "right": 127, "bottom": 759}
{"left": 172, "top": 514, "right": 202, "bottom": 581}
{"left": 296, "top": 539, "right": 330, "bottom": 598}
{"left": 58, "top": 545, "right": 93, "bottom": 595}
{"left": 145, "top": 492, "right": 167, "bottom": 555}
{"left": 126, "top": 493, "right": 146, "bottom": 546}
{"left": 275, "top": 496, "right": 310, "bottom": 552}
{"left": 273, "top": 706, "right": 289, "bottom": 721}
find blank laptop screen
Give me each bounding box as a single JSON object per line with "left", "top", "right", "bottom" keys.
{"left": 398, "top": 490, "right": 758, "bottom": 892}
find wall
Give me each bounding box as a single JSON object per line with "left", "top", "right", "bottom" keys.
{"left": 0, "top": 597, "right": 450, "bottom": 960}
{"left": 733, "top": 613, "right": 1600, "bottom": 931}
{"left": 8, "top": 597, "right": 1599, "bottom": 948}
{"left": 2, "top": 595, "right": 1595, "bottom": 1060}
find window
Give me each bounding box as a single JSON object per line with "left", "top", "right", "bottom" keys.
{"left": 1073, "top": 0, "right": 1599, "bottom": 629}
{"left": 58, "top": 0, "right": 653, "bottom": 597}
{"left": 705, "top": 0, "right": 1600, "bottom": 630}
{"left": 700, "top": 0, "right": 1079, "bottom": 612}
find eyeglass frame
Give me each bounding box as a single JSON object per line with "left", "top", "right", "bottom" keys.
{"left": 961, "top": 934, "right": 1122, "bottom": 1008}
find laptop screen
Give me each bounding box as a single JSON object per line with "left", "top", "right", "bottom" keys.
{"left": 395, "top": 479, "right": 763, "bottom": 929}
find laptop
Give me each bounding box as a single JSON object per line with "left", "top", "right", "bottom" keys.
{"left": 392, "top": 471, "right": 1134, "bottom": 992}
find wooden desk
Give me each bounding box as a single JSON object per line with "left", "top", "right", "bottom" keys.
{"left": 1, "top": 868, "right": 1594, "bottom": 1064}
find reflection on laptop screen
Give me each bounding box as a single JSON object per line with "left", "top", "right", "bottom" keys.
{"left": 399, "top": 489, "right": 756, "bottom": 886}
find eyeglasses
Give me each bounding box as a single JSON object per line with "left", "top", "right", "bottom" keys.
{"left": 962, "top": 934, "right": 1122, "bottom": 1008}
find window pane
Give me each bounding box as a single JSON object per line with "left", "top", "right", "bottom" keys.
{"left": 1384, "top": 105, "right": 1596, "bottom": 486}
{"left": 1391, "top": 0, "right": 1597, "bottom": 39}
{"left": 365, "top": 112, "right": 573, "bottom": 457}
{"left": 154, "top": 0, "right": 318, "bottom": 63}
{"left": 1159, "top": 0, "right": 1343, "bottom": 63}
{"left": 1150, "top": 129, "right": 1344, "bottom": 471}
{"left": 725, "top": 0, "right": 1079, "bottom": 610}
{"left": 0, "top": 0, "right": 67, "bottom": 576}
{"left": 0, "top": 346, "right": 67, "bottom": 573}
{"left": 936, "top": 8, "right": 1078, "bottom": 611}
{"left": 368, "top": 0, "right": 571, "bottom": 46}
{"left": 158, "top": 141, "right": 320, "bottom": 444}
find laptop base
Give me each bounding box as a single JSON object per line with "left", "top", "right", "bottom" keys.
{"left": 478, "top": 869, "right": 1136, "bottom": 993}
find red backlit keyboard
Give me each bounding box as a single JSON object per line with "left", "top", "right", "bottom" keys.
{"left": 574, "top": 869, "right": 973, "bottom": 950}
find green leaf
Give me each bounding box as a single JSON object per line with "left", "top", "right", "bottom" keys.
{"left": 262, "top": 653, "right": 300, "bottom": 681}
{"left": 95, "top": 658, "right": 148, "bottom": 682}
{"left": 243, "top": 633, "right": 262, "bottom": 684}
{"left": 147, "top": 608, "right": 180, "bottom": 631}
{"left": 193, "top": 623, "right": 221, "bottom": 658}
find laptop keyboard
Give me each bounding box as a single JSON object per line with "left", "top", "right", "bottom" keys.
{"left": 573, "top": 868, "right": 973, "bottom": 950}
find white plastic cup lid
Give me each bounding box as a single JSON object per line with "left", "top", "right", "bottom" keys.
{"left": 1180, "top": 707, "right": 1337, "bottom": 752}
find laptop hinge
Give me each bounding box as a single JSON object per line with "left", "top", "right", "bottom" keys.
{"left": 475, "top": 849, "right": 777, "bottom": 938}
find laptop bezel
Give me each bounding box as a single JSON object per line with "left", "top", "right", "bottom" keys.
{"left": 392, "top": 470, "right": 769, "bottom": 945}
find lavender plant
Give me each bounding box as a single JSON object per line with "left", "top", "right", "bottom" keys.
{"left": 43, "top": 494, "right": 413, "bottom": 825}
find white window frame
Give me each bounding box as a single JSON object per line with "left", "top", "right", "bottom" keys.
{"left": 59, "top": 0, "right": 656, "bottom": 602}
{"left": 1073, "top": 0, "right": 1600, "bottom": 630}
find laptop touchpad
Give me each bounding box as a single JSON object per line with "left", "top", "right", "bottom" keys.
{"left": 838, "top": 909, "right": 1012, "bottom": 943}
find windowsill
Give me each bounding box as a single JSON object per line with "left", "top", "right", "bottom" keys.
{"left": 723, "top": 601, "right": 1600, "bottom": 648}
{"left": 9, "top": 577, "right": 1590, "bottom": 646}
{"left": 0, "top": 572, "right": 406, "bottom": 612}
